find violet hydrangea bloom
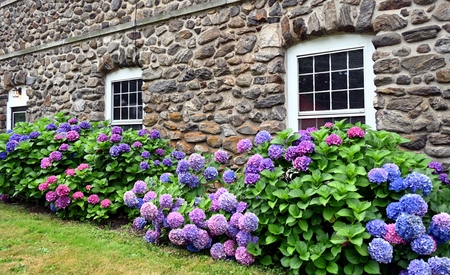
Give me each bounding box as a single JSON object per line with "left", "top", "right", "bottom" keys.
{"left": 237, "top": 139, "right": 252, "bottom": 153}
{"left": 167, "top": 212, "right": 185, "bottom": 229}
{"left": 145, "top": 230, "right": 160, "bottom": 244}
{"left": 66, "top": 130, "right": 79, "bottom": 141}
{"left": 176, "top": 159, "right": 189, "bottom": 174}
{"left": 428, "top": 213, "right": 450, "bottom": 245}
{"left": 170, "top": 150, "right": 185, "bottom": 160}
{"left": 223, "top": 170, "right": 236, "bottom": 184}
{"left": 29, "top": 131, "right": 40, "bottom": 139}
{"left": 0, "top": 152, "right": 7, "bottom": 160}
{"left": 347, "top": 126, "right": 365, "bottom": 138}
{"left": 236, "top": 231, "right": 253, "bottom": 247}
{"left": 6, "top": 140, "right": 19, "bottom": 152}
{"left": 71, "top": 125, "right": 81, "bottom": 132}
{"left": 293, "top": 156, "right": 312, "bottom": 172}
{"left": 259, "top": 158, "right": 275, "bottom": 172}
{"left": 411, "top": 234, "right": 436, "bottom": 255}
{"left": 284, "top": 146, "right": 298, "bottom": 162}
{"left": 160, "top": 173, "right": 172, "bottom": 183}
{"left": 138, "top": 129, "right": 148, "bottom": 136}
{"left": 141, "top": 151, "right": 150, "bottom": 159}
{"left": 189, "top": 208, "right": 206, "bottom": 225}
{"left": 403, "top": 172, "right": 433, "bottom": 196}
{"left": 395, "top": 213, "right": 426, "bottom": 242}
{"left": 236, "top": 202, "right": 248, "bottom": 213}
{"left": 210, "top": 243, "right": 226, "bottom": 260}
{"left": 45, "top": 191, "right": 57, "bottom": 202}
{"left": 204, "top": 167, "right": 218, "bottom": 181}
{"left": 133, "top": 217, "right": 147, "bottom": 230}
{"left": 324, "top": 122, "right": 334, "bottom": 128}
{"left": 110, "top": 134, "right": 122, "bottom": 143}
{"left": 244, "top": 173, "right": 260, "bottom": 185}
{"left": 56, "top": 184, "right": 70, "bottom": 197}
{"left": 268, "top": 144, "right": 284, "bottom": 160}
{"left": 214, "top": 150, "right": 228, "bottom": 164}
{"left": 218, "top": 192, "right": 237, "bottom": 213}
{"left": 296, "top": 140, "right": 315, "bottom": 155}
{"left": 55, "top": 196, "right": 71, "bottom": 209}
{"left": 399, "top": 194, "right": 428, "bottom": 217}
{"left": 111, "top": 126, "right": 123, "bottom": 135}
{"left": 68, "top": 118, "right": 78, "bottom": 124}
{"left": 208, "top": 214, "right": 228, "bottom": 236}
{"left": 188, "top": 153, "right": 205, "bottom": 171}
{"left": 132, "top": 180, "right": 147, "bottom": 194}
{"left": 140, "top": 161, "right": 150, "bottom": 170}
{"left": 46, "top": 123, "right": 57, "bottom": 130}
{"left": 49, "top": 151, "right": 63, "bottom": 161}
{"left": 59, "top": 144, "right": 69, "bottom": 151}
{"left": 143, "top": 191, "right": 157, "bottom": 202}
{"left": 109, "top": 146, "right": 120, "bottom": 157}
{"left": 366, "top": 219, "right": 388, "bottom": 238}
{"left": 168, "top": 229, "right": 186, "bottom": 246}
{"left": 368, "top": 238, "right": 393, "bottom": 264}
{"left": 325, "top": 134, "right": 342, "bottom": 146}
{"left": 162, "top": 158, "right": 172, "bottom": 167}
{"left": 182, "top": 224, "right": 199, "bottom": 242}
{"left": 87, "top": 194, "right": 100, "bottom": 204}
{"left": 41, "top": 157, "right": 52, "bottom": 169}
{"left": 79, "top": 121, "right": 91, "bottom": 129}
{"left": 407, "top": 259, "right": 432, "bottom": 275}
{"left": 140, "top": 202, "right": 158, "bottom": 221}
{"left": 59, "top": 123, "right": 71, "bottom": 132}
{"left": 149, "top": 129, "right": 161, "bottom": 139}
{"left": 368, "top": 168, "right": 389, "bottom": 184}
{"left": 118, "top": 143, "right": 130, "bottom": 153}
{"left": 193, "top": 229, "right": 212, "bottom": 250}
{"left": 38, "top": 182, "right": 50, "bottom": 191}
{"left": 123, "top": 191, "right": 139, "bottom": 208}
{"left": 97, "top": 134, "right": 108, "bottom": 142}
{"left": 439, "top": 173, "right": 450, "bottom": 185}
{"left": 159, "top": 194, "right": 173, "bottom": 209}
{"left": 223, "top": 240, "right": 236, "bottom": 256}
{"left": 235, "top": 247, "right": 255, "bottom": 266}
{"left": 384, "top": 223, "right": 407, "bottom": 245}
{"left": 428, "top": 161, "right": 443, "bottom": 174}
{"left": 254, "top": 130, "right": 272, "bottom": 145}
{"left": 428, "top": 256, "right": 450, "bottom": 275}
{"left": 238, "top": 212, "right": 259, "bottom": 232}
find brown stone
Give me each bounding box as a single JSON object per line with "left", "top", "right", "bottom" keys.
{"left": 198, "top": 28, "right": 221, "bottom": 45}
{"left": 184, "top": 132, "right": 207, "bottom": 142}
{"left": 356, "top": 0, "right": 376, "bottom": 33}
{"left": 411, "top": 9, "right": 430, "bottom": 24}
{"left": 408, "top": 86, "right": 441, "bottom": 96}
{"left": 236, "top": 124, "right": 259, "bottom": 135}
{"left": 167, "top": 131, "right": 182, "bottom": 140}
{"left": 199, "top": 121, "right": 222, "bottom": 134}
{"left": 374, "top": 58, "right": 401, "bottom": 74}
{"left": 169, "top": 112, "right": 182, "bottom": 122}
{"left": 401, "top": 25, "right": 441, "bottom": 42}
{"left": 386, "top": 96, "right": 423, "bottom": 111}
{"left": 416, "top": 44, "right": 431, "bottom": 53}
{"left": 436, "top": 68, "right": 450, "bottom": 83}
{"left": 176, "top": 140, "right": 194, "bottom": 155}
{"left": 373, "top": 14, "right": 408, "bottom": 32}
{"left": 378, "top": 0, "right": 412, "bottom": 11}
{"left": 207, "top": 136, "right": 223, "bottom": 148}
{"left": 260, "top": 120, "right": 286, "bottom": 133}
{"left": 429, "top": 134, "right": 450, "bottom": 145}
{"left": 376, "top": 87, "right": 406, "bottom": 96}
{"left": 401, "top": 54, "right": 446, "bottom": 75}
{"left": 433, "top": 3, "right": 450, "bottom": 21}
{"left": 223, "top": 136, "right": 242, "bottom": 154}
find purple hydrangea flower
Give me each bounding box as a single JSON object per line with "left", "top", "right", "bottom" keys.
{"left": 347, "top": 126, "right": 365, "bottom": 138}
{"left": 226, "top": 224, "right": 239, "bottom": 239}
{"left": 296, "top": 140, "right": 315, "bottom": 155}
{"left": 188, "top": 153, "right": 205, "bottom": 172}
{"left": 254, "top": 130, "right": 272, "bottom": 145}
{"left": 140, "top": 161, "right": 150, "bottom": 170}
{"left": 223, "top": 170, "right": 236, "bottom": 184}
{"left": 66, "top": 130, "right": 79, "bottom": 141}
{"left": 204, "top": 167, "right": 218, "bottom": 181}
{"left": 407, "top": 259, "right": 431, "bottom": 275}
{"left": 268, "top": 144, "right": 284, "bottom": 160}
{"left": 6, "top": 140, "right": 19, "bottom": 152}
{"left": 439, "top": 173, "right": 450, "bottom": 185}
{"left": 138, "top": 129, "right": 148, "bottom": 136}
{"left": 173, "top": 198, "right": 185, "bottom": 208}
{"left": 368, "top": 238, "right": 393, "bottom": 264}
{"left": 18, "top": 135, "right": 30, "bottom": 142}
{"left": 236, "top": 231, "right": 253, "bottom": 247}
{"left": 411, "top": 234, "right": 436, "bottom": 255}
{"left": 40, "top": 157, "right": 52, "bottom": 169}
{"left": 29, "top": 131, "right": 40, "bottom": 139}
{"left": 244, "top": 173, "right": 260, "bottom": 185}
{"left": 293, "top": 156, "right": 312, "bottom": 172}
{"left": 59, "top": 123, "right": 71, "bottom": 132}
{"left": 68, "top": 118, "right": 78, "bottom": 124}
{"left": 178, "top": 173, "right": 192, "bottom": 186}
{"left": 208, "top": 214, "right": 228, "bottom": 236}
{"left": 56, "top": 184, "right": 70, "bottom": 197}
{"left": 149, "top": 129, "right": 161, "bottom": 139}
{"left": 109, "top": 146, "right": 120, "bottom": 157}
{"left": 260, "top": 158, "right": 275, "bottom": 172}
{"left": 45, "top": 191, "right": 57, "bottom": 202}
{"left": 214, "top": 150, "right": 228, "bottom": 164}
{"left": 176, "top": 160, "right": 189, "bottom": 174}
{"left": 143, "top": 191, "right": 157, "bottom": 202}
{"left": 169, "top": 229, "right": 186, "bottom": 246}
{"left": 386, "top": 202, "right": 403, "bottom": 220}
{"left": 49, "top": 151, "right": 63, "bottom": 161}
{"left": 428, "top": 213, "right": 450, "bottom": 245}
{"left": 366, "top": 219, "right": 388, "bottom": 238}
{"left": 159, "top": 194, "right": 173, "bottom": 209}
{"left": 110, "top": 134, "right": 122, "bottom": 143}
{"left": 368, "top": 168, "right": 389, "bottom": 184}
{"left": 182, "top": 224, "right": 199, "bottom": 242}
{"left": 284, "top": 146, "right": 298, "bottom": 162}
{"left": 324, "top": 122, "right": 334, "bottom": 128}
{"left": 235, "top": 247, "right": 255, "bottom": 266}
{"left": 167, "top": 212, "right": 184, "bottom": 229}
{"left": 428, "top": 256, "right": 450, "bottom": 275}
{"left": 59, "top": 144, "right": 69, "bottom": 151}
{"left": 111, "top": 126, "right": 123, "bottom": 135}
{"left": 428, "top": 161, "right": 443, "bottom": 174}
{"left": 46, "top": 123, "right": 57, "bottom": 130}
{"left": 404, "top": 172, "right": 432, "bottom": 196}
{"left": 384, "top": 223, "right": 407, "bottom": 245}
{"left": 79, "top": 121, "right": 91, "bottom": 129}
{"left": 395, "top": 213, "right": 426, "bottom": 242}
{"left": 170, "top": 150, "right": 185, "bottom": 160}
{"left": 224, "top": 240, "right": 236, "bottom": 257}
{"left": 140, "top": 202, "right": 158, "bottom": 221}
{"left": 118, "top": 143, "right": 130, "bottom": 153}
{"left": 237, "top": 139, "right": 252, "bottom": 153}
{"left": 236, "top": 202, "right": 248, "bottom": 213}
{"left": 123, "top": 191, "right": 139, "bottom": 208}
{"left": 141, "top": 151, "right": 150, "bottom": 159}
{"left": 218, "top": 192, "right": 237, "bottom": 213}
{"left": 145, "top": 230, "right": 160, "bottom": 244}
{"left": 325, "top": 134, "right": 342, "bottom": 146}
{"left": 55, "top": 196, "right": 71, "bottom": 209}
{"left": 97, "top": 133, "right": 108, "bottom": 142}
{"left": 71, "top": 125, "right": 81, "bottom": 132}
{"left": 188, "top": 175, "right": 200, "bottom": 189}
{"left": 210, "top": 243, "right": 226, "bottom": 260}
{"left": 193, "top": 229, "right": 212, "bottom": 250}
{"left": 160, "top": 173, "right": 172, "bottom": 183}
{"left": 162, "top": 158, "right": 173, "bottom": 167}
{"left": 189, "top": 208, "right": 206, "bottom": 225}
{"left": 247, "top": 154, "right": 263, "bottom": 167}
{"left": 133, "top": 217, "right": 147, "bottom": 230}
{"left": 399, "top": 194, "right": 428, "bottom": 217}
{"left": 132, "top": 141, "right": 142, "bottom": 148}
{"left": 155, "top": 148, "right": 165, "bottom": 156}
{"left": 132, "top": 180, "right": 147, "bottom": 194}
{"left": 238, "top": 212, "right": 259, "bottom": 232}
{"left": 0, "top": 152, "right": 7, "bottom": 160}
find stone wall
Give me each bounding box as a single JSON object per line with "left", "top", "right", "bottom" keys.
{"left": 1, "top": 0, "right": 450, "bottom": 167}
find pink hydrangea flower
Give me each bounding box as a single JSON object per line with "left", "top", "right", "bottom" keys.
{"left": 66, "top": 130, "right": 79, "bottom": 142}
{"left": 38, "top": 182, "right": 49, "bottom": 191}
{"left": 100, "top": 199, "right": 111, "bottom": 208}
{"left": 324, "top": 122, "right": 334, "bottom": 128}
{"left": 87, "top": 194, "right": 100, "bottom": 204}
{"left": 45, "top": 191, "right": 57, "bottom": 202}
{"left": 56, "top": 184, "right": 70, "bottom": 197}
{"left": 86, "top": 185, "right": 92, "bottom": 191}
{"left": 54, "top": 134, "right": 64, "bottom": 141}
{"left": 384, "top": 223, "right": 407, "bottom": 245}
{"left": 325, "top": 134, "right": 343, "bottom": 146}
{"left": 40, "top": 157, "right": 52, "bottom": 169}
{"left": 46, "top": 175, "right": 57, "bottom": 184}
{"left": 68, "top": 118, "right": 78, "bottom": 124}
{"left": 72, "top": 191, "right": 84, "bottom": 200}
{"left": 77, "top": 163, "right": 89, "bottom": 170}
{"left": 65, "top": 168, "right": 76, "bottom": 176}
{"left": 347, "top": 126, "right": 365, "bottom": 138}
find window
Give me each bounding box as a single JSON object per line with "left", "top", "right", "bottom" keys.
{"left": 105, "top": 68, "right": 143, "bottom": 130}
{"left": 7, "top": 86, "right": 29, "bottom": 130}
{"left": 11, "top": 106, "right": 27, "bottom": 128}
{"left": 286, "top": 35, "right": 376, "bottom": 131}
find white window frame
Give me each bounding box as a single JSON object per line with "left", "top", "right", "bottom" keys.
{"left": 286, "top": 34, "right": 376, "bottom": 131}
{"left": 105, "top": 68, "right": 144, "bottom": 128}
{"left": 6, "top": 86, "right": 29, "bottom": 130}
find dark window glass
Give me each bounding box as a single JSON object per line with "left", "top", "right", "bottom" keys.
{"left": 349, "top": 69, "right": 364, "bottom": 88}
{"left": 315, "top": 73, "right": 330, "bottom": 91}
{"left": 113, "top": 82, "right": 121, "bottom": 94}
{"left": 315, "top": 92, "right": 330, "bottom": 111}
{"left": 332, "top": 91, "right": 348, "bottom": 110}
{"left": 130, "top": 107, "right": 137, "bottom": 119}
{"left": 121, "top": 82, "right": 129, "bottom": 93}
{"left": 11, "top": 106, "right": 27, "bottom": 129}
{"left": 113, "top": 95, "right": 120, "bottom": 106}
{"left": 299, "top": 75, "right": 314, "bottom": 93}
{"left": 331, "top": 52, "right": 347, "bottom": 70}
{"left": 315, "top": 54, "right": 329, "bottom": 72}
{"left": 130, "top": 80, "right": 138, "bottom": 92}
{"left": 349, "top": 50, "right": 363, "bottom": 68}
{"left": 350, "top": 89, "right": 365, "bottom": 108}
{"left": 121, "top": 94, "right": 128, "bottom": 106}
{"left": 299, "top": 93, "right": 314, "bottom": 112}
{"left": 130, "top": 93, "right": 137, "bottom": 106}
{"left": 332, "top": 71, "right": 347, "bottom": 90}
{"left": 299, "top": 119, "right": 317, "bottom": 129}
{"left": 298, "top": 57, "right": 313, "bottom": 74}
{"left": 113, "top": 108, "right": 120, "bottom": 120}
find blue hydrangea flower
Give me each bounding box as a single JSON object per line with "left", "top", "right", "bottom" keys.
{"left": 188, "top": 153, "right": 205, "bottom": 172}
{"left": 254, "top": 130, "right": 272, "bottom": 145}
{"left": 204, "top": 167, "right": 218, "bottom": 181}
{"left": 123, "top": 191, "right": 139, "bottom": 208}
{"left": 399, "top": 194, "right": 428, "bottom": 217}
{"left": 170, "top": 150, "right": 185, "bottom": 160}
{"left": 182, "top": 224, "right": 199, "bottom": 242}
{"left": 79, "top": 121, "right": 91, "bottom": 129}
{"left": 404, "top": 172, "right": 433, "bottom": 196}
{"left": 136, "top": 198, "right": 144, "bottom": 209}
{"left": 6, "top": 140, "right": 19, "bottom": 152}
{"left": 366, "top": 219, "right": 388, "bottom": 237}
{"left": 218, "top": 192, "right": 237, "bottom": 213}
{"left": 368, "top": 168, "right": 388, "bottom": 184}
{"left": 244, "top": 173, "right": 260, "bottom": 185}
{"left": 186, "top": 243, "right": 201, "bottom": 253}
{"left": 176, "top": 160, "right": 190, "bottom": 174}
{"left": 9, "top": 133, "right": 22, "bottom": 142}
{"left": 268, "top": 144, "right": 284, "bottom": 160}
{"left": 395, "top": 213, "right": 426, "bottom": 242}
{"left": 428, "top": 256, "right": 450, "bottom": 275}
{"left": 428, "top": 161, "right": 443, "bottom": 174}
{"left": 389, "top": 177, "right": 408, "bottom": 192}
{"left": 29, "top": 131, "right": 40, "bottom": 139}
{"left": 236, "top": 230, "right": 253, "bottom": 247}
{"left": 58, "top": 123, "right": 71, "bottom": 132}
{"left": 188, "top": 175, "right": 200, "bottom": 189}
{"left": 71, "top": 125, "right": 81, "bottom": 132}
{"left": 411, "top": 234, "right": 436, "bottom": 255}
{"left": 368, "top": 238, "right": 393, "bottom": 264}
{"left": 140, "top": 161, "right": 150, "bottom": 170}
{"left": 407, "top": 259, "right": 431, "bottom": 275}
{"left": 133, "top": 217, "right": 147, "bottom": 230}
{"left": 238, "top": 212, "right": 259, "bottom": 232}
{"left": 382, "top": 163, "right": 401, "bottom": 181}
{"left": 162, "top": 158, "right": 172, "bottom": 167}
{"left": 118, "top": 143, "right": 130, "bottom": 153}
{"left": 145, "top": 230, "right": 160, "bottom": 244}
{"left": 0, "top": 152, "right": 7, "bottom": 160}
{"left": 141, "top": 151, "right": 150, "bottom": 159}
{"left": 259, "top": 158, "right": 275, "bottom": 172}
{"left": 160, "top": 173, "right": 172, "bottom": 183}
{"left": 428, "top": 213, "right": 450, "bottom": 245}
{"left": 46, "top": 123, "right": 57, "bottom": 130}
{"left": 159, "top": 194, "right": 173, "bottom": 209}
{"left": 178, "top": 173, "right": 192, "bottom": 186}
{"left": 109, "top": 146, "right": 120, "bottom": 157}
{"left": 223, "top": 170, "right": 236, "bottom": 184}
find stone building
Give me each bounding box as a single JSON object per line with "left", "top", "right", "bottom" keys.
{"left": 0, "top": 0, "right": 450, "bottom": 166}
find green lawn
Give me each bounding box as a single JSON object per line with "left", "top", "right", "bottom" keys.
{"left": 0, "top": 203, "right": 280, "bottom": 275}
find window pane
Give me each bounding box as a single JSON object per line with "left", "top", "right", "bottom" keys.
{"left": 130, "top": 93, "right": 137, "bottom": 105}
{"left": 13, "top": 112, "right": 26, "bottom": 127}
{"left": 113, "top": 108, "right": 120, "bottom": 120}
{"left": 121, "top": 82, "right": 129, "bottom": 93}
{"left": 349, "top": 69, "right": 364, "bottom": 88}
{"left": 113, "top": 95, "right": 120, "bottom": 107}
{"left": 332, "top": 71, "right": 347, "bottom": 90}
{"left": 299, "top": 75, "right": 313, "bottom": 93}
{"left": 121, "top": 94, "right": 128, "bottom": 106}
{"left": 130, "top": 80, "right": 138, "bottom": 92}
{"left": 315, "top": 92, "right": 330, "bottom": 111}
{"left": 298, "top": 57, "right": 313, "bottom": 74}
{"left": 299, "top": 93, "right": 314, "bottom": 111}
{"left": 315, "top": 73, "right": 330, "bottom": 91}
{"left": 350, "top": 116, "right": 365, "bottom": 124}
{"left": 130, "top": 107, "right": 137, "bottom": 119}
{"left": 331, "top": 52, "right": 347, "bottom": 70}
{"left": 299, "top": 118, "right": 317, "bottom": 129}
{"left": 332, "top": 91, "right": 348, "bottom": 110}
{"left": 315, "top": 54, "right": 329, "bottom": 72}
{"left": 138, "top": 108, "right": 143, "bottom": 119}
{"left": 122, "top": 107, "right": 129, "bottom": 119}
{"left": 350, "top": 89, "right": 365, "bottom": 109}
{"left": 113, "top": 82, "right": 121, "bottom": 94}
{"left": 349, "top": 50, "right": 363, "bottom": 68}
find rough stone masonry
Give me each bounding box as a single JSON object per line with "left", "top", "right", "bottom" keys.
{"left": 0, "top": 0, "right": 450, "bottom": 167}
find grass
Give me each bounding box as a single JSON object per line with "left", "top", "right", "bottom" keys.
{"left": 0, "top": 203, "right": 282, "bottom": 275}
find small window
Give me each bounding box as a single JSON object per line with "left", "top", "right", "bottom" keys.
{"left": 11, "top": 106, "right": 27, "bottom": 128}
{"left": 287, "top": 35, "right": 376, "bottom": 130}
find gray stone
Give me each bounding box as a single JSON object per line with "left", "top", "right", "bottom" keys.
{"left": 425, "top": 146, "right": 450, "bottom": 158}
{"left": 214, "top": 112, "right": 230, "bottom": 124}
{"left": 379, "top": 0, "right": 412, "bottom": 11}
{"left": 149, "top": 80, "right": 177, "bottom": 94}
{"left": 400, "top": 135, "right": 427, "bottom": 150}
{"left": 194, "top": 68, "right": 213, "bottom": 81}
{"left": 293, "top": 18, "right": 308, "bottom": 41}
{"left": 198, "top": 28, "right": 221, "bottom": 45}
{"left": 236, "top": 75, "right": 253, "bottom": 87}
{"left": 307, "top": 12, "right": 323, "bottom": 36}
{"left": 162, "top": 67, "right": 180, "bottom": 79}
{"left": 374, "top": 58, "right": 401, "bottom": 74}
{"left": 408, "top": 86, "right": 442, "bottom": 96}
{"left": 287, "top": 6, "right": 312, "bottom": 18}
{"left": 377, "top": 110, "right": 413, "bottom": 133}
{"left": 436, "top": 68, "right": 450, "bottom": 83}
{"left": 373, "top": 14, "right": 408, "bottom": 32}
{"left": 396, "top": 75, "right": 411, "bottom": 85}
{"left": 236, "top": 34, "right": 257, "bottom": 55}
{"left": 259, "top": 120, "right": 286, "bottom": 133}
{"left": 392, "top": 46, "right": 411, "bottom": 57}
{"left": 255, "top": 48, "right": 283, "bottom": 62}
{"left": 429, "top": 97, "right": 448, "bottom": 110}
{"left": 417, "top": 44, "right": 431, "bottom": 53}
{"left": 282, "top": 0, "right": 298, "bottom": 8}
{"left": 249, "top": 111, "right": 266, "bottom": 122}
{"left": 243, "top": 87, "right": 261, "bottom": 99}
{"left": 174, "top": 50, "right": 193, "bottom": 64}
{"left": 221, "top": 124, "right": 236, "bottom": 137}
{"left": 429, "top": 134, "right": 450, "bottom": 145}
{"left": 372, "top": 33, "right": 402, "bottom": 48}
{"left": 374, "top": 76, "right": 394, "bottom": 86}
{"left": 402, "top": 25, "right": 441, "bottom": 42}
{"left": 212, "top": 8, "right": 231, "bottom": 25}
{"left": 195, "top": 45, "right": 216, "bottom": 59}
{"left": 254, "top": 94, "right": 285, "bottom": 108}
{"left": 433, "top": 3, "right": 450, "bottom": 21}
{"left": 269, "top": 106, "right": 287, "bottom": 120}
{"left": 401, "top": 54, "right": 446, "bottom": 75}
{"left": 376, "top": 87, "right": 406, "bottom": 96}
{"left": 111, "top": 0, "right": 122, "bottom": 11}
{"left": 236, "top": 100, "right": 253, "bottom": 113}
{"left": 435, "top": 35, "right": 450, "bottom": 53}
{"left": 323, "top": 1, "right": 338, "bottom": 33}
{"left": 411, "top": 9, "right": 430, "bottom": 24}
{"left": 356, "top": 0, "right": 376, "bottom": 33}
{"left": 338, "top": 3, "right": 355, "bottom": 32}
{"left": 214, "top": 44, "right": 235, "bottom": 58}
{"left": 268, "top": 57, "right": 285, "bottom": 73}
{"left": 414, "top": 0, "right": 436, "bottom": 4}
{"left": 386, "top": 96, "right": 423, "bottom": 111}
{"left": 142, "top": 67, "right": 163, "bottom": 81}
{"left": 259, "top": 24, "right": 282, "bottom": 48}
{"left": 237, "top": 124, "right": 259, "bottom": 135}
